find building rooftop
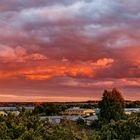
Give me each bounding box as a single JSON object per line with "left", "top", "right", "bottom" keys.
{"left": 85, "top": 115, "right": 98, "bottom": 121}
{"left": 64, "top": 115, "right": 83, "bottom": 121}
{"left": 66, "top": 107, "right": 94, "bottom": 111}
{"left": 0, "top": 107, "right": 17, "bottom": 111}
{"left": 124, "top": 108, "right": 140, "bottom": 111}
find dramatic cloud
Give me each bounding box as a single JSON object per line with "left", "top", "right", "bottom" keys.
{"left": 0, "top": 57, "right": 114, "bottom": 80}
{"left": 0, "top": 45, "right": 47, "bottom": 62}
{"left": 0, "top": 0, "right": 139, "bottom": 101}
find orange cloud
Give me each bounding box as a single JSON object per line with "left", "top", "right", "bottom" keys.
{"left": 0, "top": 58, "right": 114, "bottom": 80}
{"left": 23, "top": 58, "right": 114, "bottom": 80}
{"left": 60, "top": 78, "right": 140, "bottom": 89}
{"left": 95, "top": 58, "right": 114, "bottom": 67}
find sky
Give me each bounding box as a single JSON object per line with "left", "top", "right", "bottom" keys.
{"left": 0, "top": 0, "right": 140, "bottom": 102}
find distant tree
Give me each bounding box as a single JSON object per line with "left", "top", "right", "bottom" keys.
{"left": 81, "top": 103, "right": 93, "bottom": 109}
{"left": 126, "top": 101, "right": 140, "bottom": 108}
{"left": 33, "top": 104, "right": 44, "bottom": 114}
{"left": 43, "top": 103, "right": 62, "bottom": 116}
{"left": 76, "top": 118, "right": 85, "bottom": 126}
{"left": 33, "top": 103, "right": 66, "bottom": 116}
{"left": 99, "top": 88, "right": 124, "bottom": 122}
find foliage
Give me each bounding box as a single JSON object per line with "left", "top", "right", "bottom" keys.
{"left": 126, "top": 101, "right": 140, "bottom": 108}
{"left": 76, "top": 118, "right": 85, "bottom": 126}
{"left": 33, "top": 103, "right": 66, "bottom": 116}
{"left": 0, "top": 89, "right": 140, "bottom": 140}
{"left": 0, "top": 111, "right": 89, "bottom": 140}
{"left": 99, "top": 88, "right": 124, "bottom": 122}
{"left": 91, "top": 113, "right": 140, "bottom": 140}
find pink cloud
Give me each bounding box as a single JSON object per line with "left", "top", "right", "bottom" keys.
{"left": 0, "top": 0, "right": 139, "bottom": 101}
{"left": 0, "top": 45, "right": 47, "bottom": 63}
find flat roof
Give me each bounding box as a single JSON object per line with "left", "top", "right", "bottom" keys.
{"left": 0, "top": 107, "right": 17, "bottom": 111}
{"left": 66, "top": 108, "right": 94, "bottom": 111}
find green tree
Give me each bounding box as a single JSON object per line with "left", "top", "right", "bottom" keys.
{"left": 100, "top": 113, "right": 140, "bottom": 140}
{"left": 99, "top": 88, "right": 124, "bottom": 122}
{"left": 76, "top": 118, "right": 85, "bottom": 126}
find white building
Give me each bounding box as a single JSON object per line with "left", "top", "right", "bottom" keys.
{"left": 0, "top": 107, "right": 17, "bottom": 111}
{"left": 64, "top": 115, "right": 83, "bottom": 121}
{"left": 40, "top": 115, "right": 83, "bottom": 125}
{"left": 124, "top": 108, "right": 140, "bottom": 115}
{"left": 40, "top": 116, "right": 63, "bottom": 124}
{"left": 84, "top": 115, "right": 98, "bottom": 125}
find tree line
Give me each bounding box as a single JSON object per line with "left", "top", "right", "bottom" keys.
{"left": 0, "top": 88, "right": 139, "bottom": 140}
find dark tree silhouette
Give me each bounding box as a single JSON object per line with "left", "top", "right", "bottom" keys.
{"left": 99, "top": 88, "right": 124, "bottom": 122}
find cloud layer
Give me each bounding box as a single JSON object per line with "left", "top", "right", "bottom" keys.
{"left": 0, "top": 0, "right": 140, "bottom": 101}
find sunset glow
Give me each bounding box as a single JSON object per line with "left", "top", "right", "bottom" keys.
{"left": 0, "top": 0, "right": 140, "bottom": 102}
